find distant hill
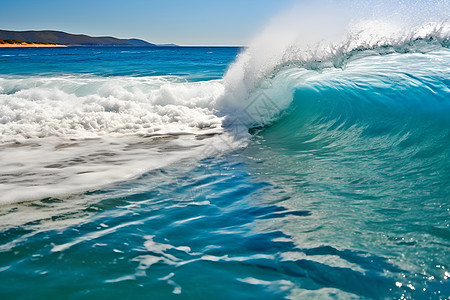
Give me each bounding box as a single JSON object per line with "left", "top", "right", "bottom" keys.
{"left": 0, "top": 30, "right": 163, "bottom": 47}
{"left": 157, "top": 43, "right": 179, "bottom": 47}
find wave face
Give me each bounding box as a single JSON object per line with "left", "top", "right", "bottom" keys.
{"left": 218, "top": 0, "right": 450, "bottom": 125}
{"left": 244, "top": 47, "right": 450, "bottom": 144}
{"left": 211, "top": 2, "right": 450, "bottom": 297}
{"left": 237, "top": 48, "right": 450, "bottom": 298}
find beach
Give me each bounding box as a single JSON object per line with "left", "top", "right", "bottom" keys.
{"left": 0, "top": 43, "right": 66, "bottom": 47}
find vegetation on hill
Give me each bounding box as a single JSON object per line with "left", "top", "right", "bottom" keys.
{"left": 0, "top": 30, "right": 157, "bottom": 47}
{"left": 0, "top": 39, "right": 58, "bottom": 45}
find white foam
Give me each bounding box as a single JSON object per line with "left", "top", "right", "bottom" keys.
{"left": 0, "top": 75, "right": 249, "bottom": 204}
{"left": 0, "top": 75, "right": 225, "bottom": 142}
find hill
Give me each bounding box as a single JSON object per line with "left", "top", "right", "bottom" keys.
{"left": 0, "top": 30, "right": 158, "bottom": 47}
{"left": 0, "top": 39, "right": 60, "bottom": 45}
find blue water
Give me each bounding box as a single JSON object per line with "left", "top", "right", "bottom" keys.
{"left": 0, "top": 40, "right": 449, "bottom": 300}
{"left": 0, "top": 46, "right": 240, "bottom": 80}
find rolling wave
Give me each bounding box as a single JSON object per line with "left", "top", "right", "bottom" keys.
{"left": 0, "top": 76, "right": 236, "bottom": 204}
{"left": 254, "top": 47, "right": 450, "bottom": 171}
{"left": 219, "top": 18, "right": 450, "bottom": 127}
{"left": 1, "top": 2, "right": 449, "bottom": 204}
{"left": 0, "top": 75, "right": 224, "bottom": 142}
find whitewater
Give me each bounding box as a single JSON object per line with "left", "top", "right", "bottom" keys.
{"left": 0, "top": 1, "right": 449, "bottom": 298}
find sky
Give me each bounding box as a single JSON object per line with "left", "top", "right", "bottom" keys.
{"left": 0, "top": 0, "right": 296, "bottom": 46}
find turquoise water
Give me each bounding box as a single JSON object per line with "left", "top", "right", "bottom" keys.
{"left": 1, "top": 28, "right": 450, "bottom": 299}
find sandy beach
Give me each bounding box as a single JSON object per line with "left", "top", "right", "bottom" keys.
{"left": 0, "top": 43, "right": 67, "bottom": 47}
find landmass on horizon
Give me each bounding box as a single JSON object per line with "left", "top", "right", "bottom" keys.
{"left": 0, "top": 30, "right": 178, "bottom": 47}
{"left": 0, "top": 38, "right": 66, "bottom": 47}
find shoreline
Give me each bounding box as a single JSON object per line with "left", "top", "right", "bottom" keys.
{"left": 0, "top": 43, "right": 67, "bottom": 48}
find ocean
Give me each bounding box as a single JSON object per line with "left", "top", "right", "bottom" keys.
{"left": 0, "top": 17, "right": 449, "bottom": 300}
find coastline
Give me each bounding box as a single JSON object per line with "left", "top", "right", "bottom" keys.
{"left": 0, "top": 43, "right": 67, "bottom": 48}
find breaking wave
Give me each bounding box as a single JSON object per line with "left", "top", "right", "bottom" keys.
{"left": 1, "top": 0, "right": 449, "bottom": 203}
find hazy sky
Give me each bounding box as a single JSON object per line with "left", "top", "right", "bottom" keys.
{"left": 0, "top": 0, "right": 295, "bottom": 46}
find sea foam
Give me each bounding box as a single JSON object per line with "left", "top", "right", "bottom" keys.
{"left": 0, "top": 75, "right": 242, "bottom": 204}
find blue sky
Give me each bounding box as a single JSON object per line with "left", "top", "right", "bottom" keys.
{"left": 0, "top": 0, "right": 295, "bottom": 46}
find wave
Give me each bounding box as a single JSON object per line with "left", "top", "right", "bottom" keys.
{"left": 2, "top": 26, "right": 448, "bottom": 143}
{"left": 0, "top": 75, "right": 225, "bottom": 142}
{"left": 0, "top": 75, "right": 242, "bottom": 204}
{"left": 1, "top": 1, "right": 450, "bottom": 204}
{"left": 217, "top": 23, "right": 450, "bottom": 179}
{"left": 223, "top": 42, "right": 450, "bottom": 128}
{"left": 257, "top": 49, "right": 450, "bottom": 152}
{"left": 218, "top": 0, "right": 450, "bottom": 126}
